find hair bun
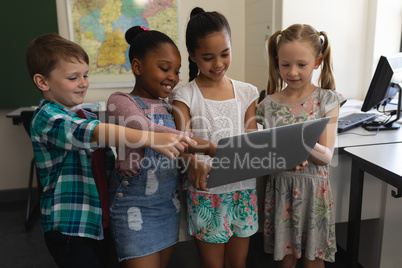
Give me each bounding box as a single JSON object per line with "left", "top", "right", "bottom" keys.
{"left": 190, "top": 7, "right": 205, "bottom": 18}
{"left": 125, "top": 26, "right": 146, "bottom": 44}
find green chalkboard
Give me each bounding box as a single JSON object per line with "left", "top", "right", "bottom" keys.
{"left": 0, "top": 1, "right": 58, "bottom": 108}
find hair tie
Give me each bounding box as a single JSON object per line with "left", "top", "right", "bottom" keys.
{"left": 276, "top": 32, "right": 282, "bottom": 44}
{"left": 140, "top": 26, "right": 150, "bottom": 31}
{"left": 317, "top": 31, "right": 321, "bottom": 36}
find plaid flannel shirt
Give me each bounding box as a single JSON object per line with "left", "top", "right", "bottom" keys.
{"left": 31, "top": 99, "right": 114, "bottom": 240}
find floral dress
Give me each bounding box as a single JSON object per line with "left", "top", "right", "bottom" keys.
{"left": 256, "top": 88, "right": 346, "bottom": 262}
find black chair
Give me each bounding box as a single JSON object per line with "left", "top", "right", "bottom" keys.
{"left": 20, "top": 110, "right": 42, "bottom": 231}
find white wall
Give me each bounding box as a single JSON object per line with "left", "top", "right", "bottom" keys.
{"left": 245, "top": 0, "right": 272, "bottom": 92}
{"left": 281, "top": 0, "right": 368, "bottom": 100}
{"left": 370, "top": 0, "right": 402, "bottom": 83}
{"left": 282, "top": 0, "right": 401, "bottom": 100}
{"left": 245, "top": 0, "right": 402, "bottom": 100}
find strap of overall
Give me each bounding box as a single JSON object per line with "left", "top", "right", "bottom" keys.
{"left": 131, "top": 95, "right": 149, "bottom": 115}
{"left": 130, "top": 95, "right": 172, "bottom": 116}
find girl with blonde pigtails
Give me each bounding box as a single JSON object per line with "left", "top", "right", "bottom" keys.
{"left": 257, "top": 24, "right": 346, "bottom": 268}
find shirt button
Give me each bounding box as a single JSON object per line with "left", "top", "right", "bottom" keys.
{"left": 122, "top": 180, "right": 131, "bottom": 186}
{"left": 117, "top": 192, "right": 125, "bottom": 198}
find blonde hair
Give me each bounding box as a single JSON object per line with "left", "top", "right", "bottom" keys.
{"left": 266, "top": 24, "right": 335, "bottom": 94}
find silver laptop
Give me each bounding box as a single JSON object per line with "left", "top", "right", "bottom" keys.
{"left": 206, "top": 117, "right": 330, "bottom": 188}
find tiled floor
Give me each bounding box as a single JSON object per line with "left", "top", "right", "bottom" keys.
{"left": 0, "top": 200, "right": 351, "bottom": 268}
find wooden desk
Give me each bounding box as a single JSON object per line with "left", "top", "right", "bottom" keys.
{"left": 343, "top": 143, "right": 402, "bottom": 268}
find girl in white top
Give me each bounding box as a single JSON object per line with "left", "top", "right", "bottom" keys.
{"left": 170, "top": 7, "right": 259, "bottom": 268}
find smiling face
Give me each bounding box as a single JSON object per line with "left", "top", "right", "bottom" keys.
{"left": 132, "top": 42, "right": 181, "bottom": 99}
{"left": 39, "top": 59, "right": 89, "bottom": 110}
{"left": 277, "top": 41, "right": 321, "bottom": 92}
{"left": 189, "top": 30, "right": 231, "bottom": 83}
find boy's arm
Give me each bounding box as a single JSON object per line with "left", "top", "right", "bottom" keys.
{"left": 91, "top": 123, "right": 196, "bottom": 160}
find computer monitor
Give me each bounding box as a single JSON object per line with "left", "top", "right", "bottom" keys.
{"left": 361, "top": 53, "right": 402, "bottom": 130}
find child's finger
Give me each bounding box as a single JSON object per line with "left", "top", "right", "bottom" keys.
{"left": 160, "top": 148, "right": 179, "bottom": 160}
{"left": 180, "top": 135, "right": 197, "bottom": 146}
{"left": 170, "top": 148, "right": 180, "bottom": 159}
{"left": 199, "top": 177, "right": 209, "bottom": 192}
{"left": 180, "top": 141, "right": 189, "bottom": 148}
{"left": 193, "top": 176, "right": 200, "bottom": 190}
{"left": 173, "top": 142, "right": 185, "bottom": 153}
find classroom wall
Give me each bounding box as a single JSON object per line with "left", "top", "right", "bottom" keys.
{"left": 281, "top": 0, "right": 367, "bottom": 100}
{"left": 0, "top": 1, "right": 58, "bottom": 109}
{"left": 244, "top": 0, "right": 273, "bottom": 92}
{"left": 282, "top": 0, "right": 402, "bottom": 100}
{"left": 244, "top": 0, "right": 402, "bottom": 100}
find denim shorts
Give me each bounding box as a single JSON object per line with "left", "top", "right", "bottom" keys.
{"left": 109, "top": 165, "right": 181, "bottom": 261}
{"left": 186, "top": 189, "right": 259, "bottom": 243}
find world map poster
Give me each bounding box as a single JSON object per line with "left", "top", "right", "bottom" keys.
{"left": 68, "top": 0, "right": 179, "bottom": 87}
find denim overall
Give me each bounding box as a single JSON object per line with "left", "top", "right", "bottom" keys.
{"left": 109, "top": 96, "right": 181, "bottom": 261}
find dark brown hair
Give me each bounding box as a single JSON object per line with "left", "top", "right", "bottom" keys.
{"left": 185, "top": 7, "right": 231, "bottom": 81}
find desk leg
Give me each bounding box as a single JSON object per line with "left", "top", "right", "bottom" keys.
{"left": 346, "top": 160, "right": 364, "bottom": 268}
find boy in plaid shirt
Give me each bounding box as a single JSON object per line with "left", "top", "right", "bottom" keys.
{"left": 25, "top": 33, "right": 195, "bottom": 267}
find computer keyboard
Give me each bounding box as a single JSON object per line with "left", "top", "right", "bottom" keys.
{"left": 337, "top": 113, "right": 377, "bottom": 133}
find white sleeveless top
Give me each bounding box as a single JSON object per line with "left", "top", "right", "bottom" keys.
{"left": 170, "top": 79, "right": 259, "bottom": 194}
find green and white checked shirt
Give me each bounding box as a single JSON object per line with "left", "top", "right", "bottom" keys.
{"left": 31, "top": 99, "right": 113, "bottom": 240}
